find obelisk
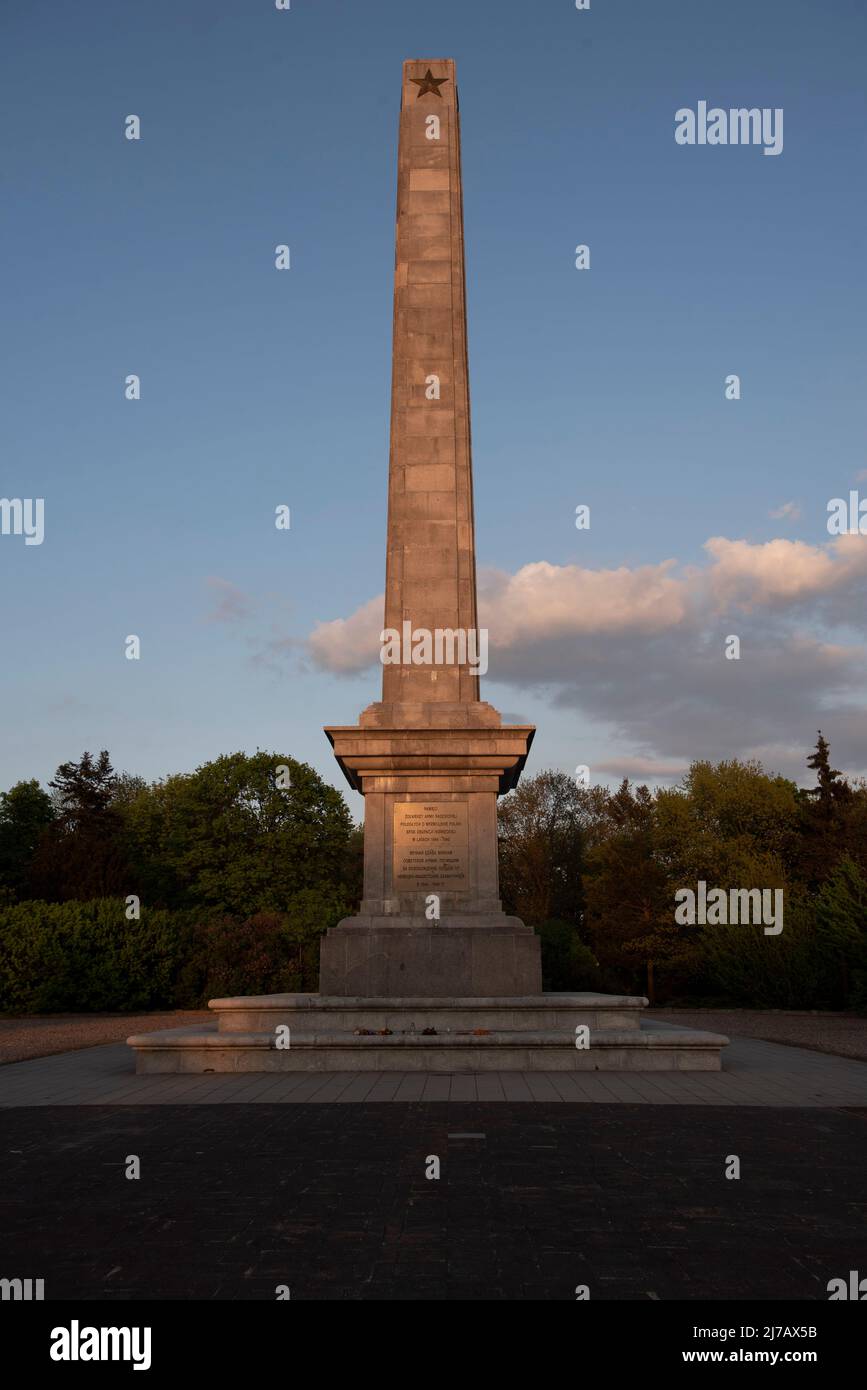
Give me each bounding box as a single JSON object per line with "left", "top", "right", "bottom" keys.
{"left": 322, "top": 60, "right": 541, "bottom": 997}
{"left": 127, "top": 57, "right": 728, "bottom": 1078}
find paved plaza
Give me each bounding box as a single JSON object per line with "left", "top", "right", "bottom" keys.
{"left": 3, "top": 1031, "right": 865, "bottom": 1299}
{"left": 1, "top": 1097, "right": 865, "bottom": 1300}
{"left": 2, "top": 1023, "right": 867, "bottom": 1108}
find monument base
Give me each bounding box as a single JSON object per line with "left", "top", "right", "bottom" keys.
{"left": 128, "top": 992, "right": 729, "bottom": 1074}
{"left": 318, "top": 916, "right": 542, "bottom": 997}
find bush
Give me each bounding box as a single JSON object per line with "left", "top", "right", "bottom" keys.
{"left": 536, "top": 919, "right": 607, "bottom": 992}
{"left": 694, "top": 889, "right": 828, "bottom": 1009}
{"left": 178, "top": 887, "right": 347, "bottom": 1004}
{"left": 693, "top": 867, "right": 867, "bottom": 1010}
{"left": 0, "top": 888, "right": 349, "bottom": 1014}
{"left": 0, "top": 899, "right": 191, "bottom": 1013}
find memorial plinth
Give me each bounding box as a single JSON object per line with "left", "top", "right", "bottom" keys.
{"left": 321, "top": 712, "right": 541, "bottom": 995}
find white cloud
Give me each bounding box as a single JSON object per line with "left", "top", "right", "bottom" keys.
{"left": 703, "top": 534, "right": 867, "bottom": 609}
{"left": 308, "top": 535, "right": 867, "bottom": 673}
{"left": 304, "top": 533, "right": 867, "bottom": 777}
{"left": 308, "top": 593, "right": 383, "bottom": 674}
{"left": 479, "top": 559, "right": 689, "bottom": 644}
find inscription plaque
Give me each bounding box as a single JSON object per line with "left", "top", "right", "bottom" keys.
{"left": 393, "top": 802, "right": 470, "bottom": 892}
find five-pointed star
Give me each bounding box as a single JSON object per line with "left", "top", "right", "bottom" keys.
{"left": 410, "top": 68, "right": 449, "bottom": 99}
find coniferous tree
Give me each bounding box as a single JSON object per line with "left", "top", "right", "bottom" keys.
{"left": 806, "top": 731, "right": 849, "bottom": 811}
{"left": 30, "top": 751, "right": 130, "bottom": 900}
{"left": 49, "top": 750, "right": 118, "bottom": 826}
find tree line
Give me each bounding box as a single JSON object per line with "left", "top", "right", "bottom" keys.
{"left": 1, "top": 735, "right": 865, "bottom": 1011}
{"left": 498, "top": 734, "right": 867, "bottom": 1010}
{"left": 0, "top": 751, "right": 362, "bottom": 1010}
{"left": 0, "top": 749, "right": 361, "bottom": 912}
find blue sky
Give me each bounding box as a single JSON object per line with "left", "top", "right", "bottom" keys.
{"left": 2, "top": 0, "right": 866, "bottom": 816}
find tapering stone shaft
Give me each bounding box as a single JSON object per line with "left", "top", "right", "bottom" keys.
{"left": 322, "top": 61, "right": 539, "bottom": 996}
{"left": 382, "top": 59, "right": 480, "bottom": 707}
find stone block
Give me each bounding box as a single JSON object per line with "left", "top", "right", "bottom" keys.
{"left": 319, "top": 922, "right": 542, "bottom": 997}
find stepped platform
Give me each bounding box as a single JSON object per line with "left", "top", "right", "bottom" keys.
{"left": 128, "top": 993, "right": 729, "bottom": 1074}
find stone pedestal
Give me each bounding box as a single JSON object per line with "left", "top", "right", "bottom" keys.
{"left": 319, "top": 921, "right": 541, "bottom": 997}
{"left": 323, "top": 710, "right": 541, "bottom": 996}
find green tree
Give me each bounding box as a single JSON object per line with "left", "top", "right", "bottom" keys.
{"left": 654, "top": 759, "right": 800, "bottom": 885}
{"left": 341, "top": 822, "right": 365, "bottom": 912}
{"left": 581, "top": 781, "right": 688, "bottom": 1000}
{"left": 0, "top": 780, "right": 55, "bottom": 901}
{"left": 814, "top": 857, "right": 867, "bottom": 1007}
{"left": 497, "top": 769, "right": 586, "bottom": 926}
{"left": 805, "top": 731, "right": 850, "bottom": 811}
{"left": 122, "top": 751, "right": 352, "bottom": 914}
{"left": 796, "top": 734, "right": 867, "bottom": 888}
{"left": 111, "top": 772, "right": 148, "bottom": 808}
{"left": 49, "top": 750, "right": 118, "bottom": 825}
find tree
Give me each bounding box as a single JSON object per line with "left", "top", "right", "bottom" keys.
{"left": 30, "top": 752, "right": 130, "bottom": 901}
{"left": 0, "top": 780, "right": 55, "bottom": 901}
{"left": 805, "top": 731, "right": 849, "bottom": 812}
{"left": 341, "top": 823, "right": 365, "bottom": 912}
{"left": 49, "top": 750, "right": 118, "bottom": 826}
{"left": 122, "top": 751, "right": 353, "bottom": 915}
{"left": 814, "top": 857, "right": 867, "bottom": 1006}
{"left": 581, "top": 780, "right": 687, "bottom": 1000}
{"left": 797, "top": 735, "right": 865, "bottom": 888}
{"left": 654, "top": 759, "right": 800, "bottom": 886}
{"left": 178, "top": 884, "right": 349, "bottom": 1002}
{"left": 111, "top": 772, "right": 148, "bottom": 808}
{"left": 497, "top": 769, "right": 586, "bottom": 926}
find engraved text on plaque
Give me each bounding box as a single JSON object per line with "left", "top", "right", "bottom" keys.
{"left": 393, "top": 802, "right": 470, "bottom": 892}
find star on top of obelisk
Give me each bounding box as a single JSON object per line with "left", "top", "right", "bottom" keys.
{"left": 409, "top": 68, "right": 449, "bottom": 98}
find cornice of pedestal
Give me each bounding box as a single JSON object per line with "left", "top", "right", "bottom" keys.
{"left": 323, "top": 719, "right": 535, "bottom": 796}
{"left": 358, "top": 700, "right": 503, "bottom": 730}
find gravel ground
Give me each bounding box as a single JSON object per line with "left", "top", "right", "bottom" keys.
{"left": 651, "top": 1008, "right": 867, "bottom": 1062}
{"left": 2, "top": 1007, "right": 866, "bottom": 1066}
{"left": 0, "top": 1011, "right": 212, "bottom": 1065}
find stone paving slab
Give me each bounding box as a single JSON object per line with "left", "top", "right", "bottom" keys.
{"left": 1, "top": 1102, "right": 865, "bottom": 1299}
{"left": 0, "top": 1026, "right": 866, "bottom": 1106}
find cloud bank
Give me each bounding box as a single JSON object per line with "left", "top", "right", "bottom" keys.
{"left": 305, "top": 535, "right": 867, "bottom": 778}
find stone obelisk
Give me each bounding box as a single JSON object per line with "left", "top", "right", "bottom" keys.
{"left": 128, "top": 58, "right": 729, "bottom": 1075}
{"left": 322, "top": 60, "right": 541, "bottom": 997}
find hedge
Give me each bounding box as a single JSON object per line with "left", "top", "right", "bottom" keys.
{"left": 0, "top": 888, "right": 347, "bottom": 1013}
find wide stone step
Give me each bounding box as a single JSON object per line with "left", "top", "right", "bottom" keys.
{"left": 127, "top": 1023, "right": 729, "bottom": 1074}
{"left": 208, "top": 991, "right": 649, "bottom": 1035}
